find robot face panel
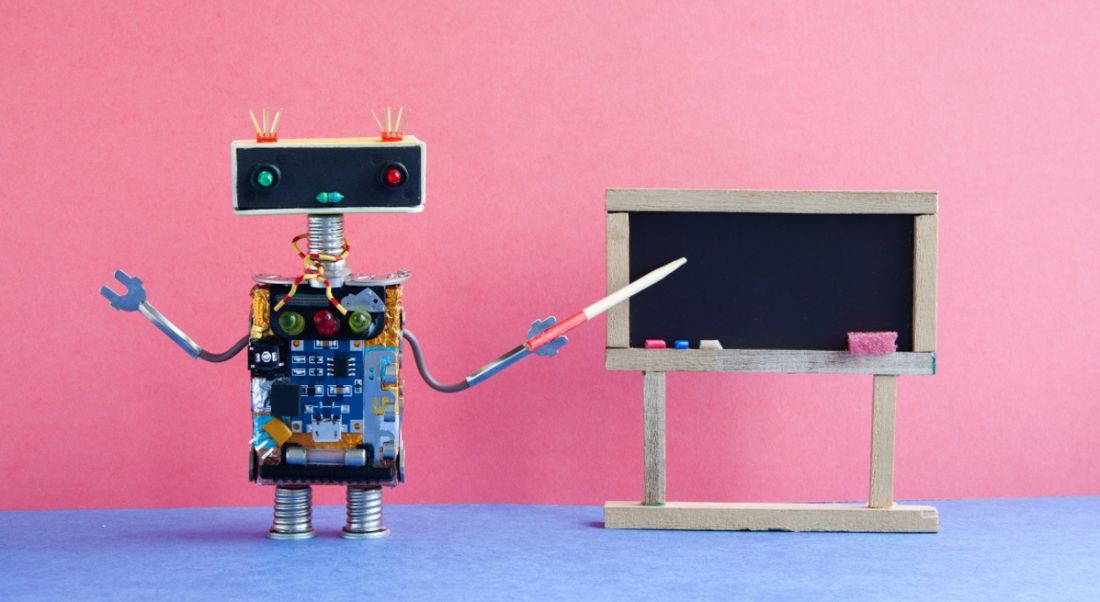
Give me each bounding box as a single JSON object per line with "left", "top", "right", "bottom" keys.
{"left": 231, "top": 136, "right": 426, "bottom": 215}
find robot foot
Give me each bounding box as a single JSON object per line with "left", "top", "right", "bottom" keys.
{"left": 341, "top": 485, "right": 389, "bottom": 539}
{"left": 267, "top": 485, "right": 317, "bottom": 540}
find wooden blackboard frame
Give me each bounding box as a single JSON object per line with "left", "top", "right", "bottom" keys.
{"left": 603, "top": 189, "right": 940, "bottom": 533}
{"left": 605, "top": 189, "right": 938, "bottom": 375}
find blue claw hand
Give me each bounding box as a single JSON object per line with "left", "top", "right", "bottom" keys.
{"left": 527, "top": 316, "right": 568, "bottom": 357}
{"left": 100, "top": 269, "right": 147, "bottom": 312}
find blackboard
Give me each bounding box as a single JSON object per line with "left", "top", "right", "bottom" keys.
{"left": 628, "top": 212, "right": 915, "bottom": 351}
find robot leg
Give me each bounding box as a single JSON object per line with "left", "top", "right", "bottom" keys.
{"left": 341, "top": 485, "right": 389, "bottom": 539}
{"left": 267, "top": 485, "right": 316, "bottom": 540}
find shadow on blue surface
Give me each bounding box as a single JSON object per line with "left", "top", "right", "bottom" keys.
{"left": 1, "top": 497, "right": 1098, "bottom": 600}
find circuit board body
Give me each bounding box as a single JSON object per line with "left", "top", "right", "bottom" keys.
{"left": 247, "top": 275, "right": 406, "bottom": 486}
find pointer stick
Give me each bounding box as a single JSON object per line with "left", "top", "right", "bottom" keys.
{"left": 526, "top": 257, "right": 687, "bottom": 351}
{"left": 405, "top": 257, "right": 687, "bottom": 391}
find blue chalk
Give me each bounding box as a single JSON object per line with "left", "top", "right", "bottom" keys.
{"left": 673, "top": 340, "right": 690, "bottom": 349}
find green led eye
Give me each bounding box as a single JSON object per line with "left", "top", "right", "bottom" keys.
{"left": 348, "top": 311, "right": 372, "bottom": 334}
{"left": 251, "top": 164, "right": 279, "bottom": 190}
{"left": 278, "top": 311, "right": 305, "bottom": 336}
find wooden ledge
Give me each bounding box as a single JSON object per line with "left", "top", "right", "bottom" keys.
{"left": 604, "top": 501, "right": 939, "bottom": 533}
{"left": 605, "top": 349, "right": 935, "bottom": 375}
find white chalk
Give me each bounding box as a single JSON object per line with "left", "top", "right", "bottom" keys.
{"left": 699, "top": 339, "right": 723, "bottom": 350}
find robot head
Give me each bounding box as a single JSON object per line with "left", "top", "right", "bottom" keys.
{"left": 231, "top": 110, "right": 425, "bottom": 216}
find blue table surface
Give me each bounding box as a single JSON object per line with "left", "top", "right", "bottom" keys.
{"left": 1, "top": 497, "right": 1097, "bottom": 601}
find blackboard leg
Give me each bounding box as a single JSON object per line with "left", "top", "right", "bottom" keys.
{"left": 605, "top": 370, "right": 938, "bottom": 532}
{"left": 643, "top": 371, "right": 666, "bottom": 505}
{"left": 869, "top": 375, "right": 898, "bottom": 508}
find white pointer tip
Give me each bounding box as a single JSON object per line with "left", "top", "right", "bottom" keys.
{"left": 582, "top": 256, "right": 688, "bottom": 319}
{"left": 649, "top": 256, "right": 688, "bottom": 279}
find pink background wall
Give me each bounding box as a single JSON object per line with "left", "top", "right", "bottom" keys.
{"left": 2, "top": 1, "right": 1098, "bottom": 510}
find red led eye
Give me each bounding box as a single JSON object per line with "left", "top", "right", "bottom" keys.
{"left": 313, "top": 310, "right": 340, "bottom": 336}
{"left": 384, "top": 166, "right": 404, "bottom": 186}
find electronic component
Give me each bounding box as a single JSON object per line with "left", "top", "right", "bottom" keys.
{"left": 277, "top": 311, "right": 305, "bottom": 336}
{"left": 382, "top": 164, "right": 406, "bottom": 187}
{"left": 285, "top": 447, "right": 368, "bottom": 467}
{"left": 249, "top": 339, "right": 287, "bottom": 376}
{"left": 269, "top": 284, "right": 387, "bottom": 340}
{"left": 309, "top": 415, "right": 343, "bottom": 442}
{"left": 332, "top": 355, "right": 352, "bottom": 378}
{"left": 270, "top": 381, "right": 301, "bottom": 417}
{"left": 313, "top": 309, "right": 340, "bottom": 336}
{"left": 263, "top": 418, "right": 294, "bottom": 447}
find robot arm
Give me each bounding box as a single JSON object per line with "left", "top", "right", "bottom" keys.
{"left": 100, "top": 270, "right": 249, "bottom": 363}
{"left": 401, "top": 329, "right": 470, "bottom": 393}
{"left": 195, "top": 335, "right": 249, "bottom": 363}
{"left": 402, "top": 316, "right": 566, "bottom": 394}
{"left": 402, "top": 257, "right": 688, "bottom": 393}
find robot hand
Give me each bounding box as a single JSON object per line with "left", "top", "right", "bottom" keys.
{"left": 526, "top": 316, "right": 569, "bottom": 357}
{"left": 101, "top": 269, "right": 248, "bottom": 362}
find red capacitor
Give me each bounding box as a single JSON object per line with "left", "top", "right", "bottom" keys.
{"left": 314, "top": 309, "right": 340, "bottom": 336}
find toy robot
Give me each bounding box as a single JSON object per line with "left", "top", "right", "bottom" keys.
{"left": 100, "top": 109, "right": 684, "bottom": 540}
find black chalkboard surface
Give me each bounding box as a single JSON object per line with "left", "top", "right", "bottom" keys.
{"left": 628, "top": 212, "right": 915, "bottom": 351}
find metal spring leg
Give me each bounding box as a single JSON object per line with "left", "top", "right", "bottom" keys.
{"left": 267, "top": 485, "right": 316, "bottom": 540}
{"left": 341, "top": 486, "right": 389, "bottom": 539}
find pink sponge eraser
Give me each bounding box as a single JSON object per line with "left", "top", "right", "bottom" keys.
{"left": 847, "top": 331, "right": 897, "bottom": 356}
{"left": 644, "top": 339, "right": 667, "bottom": 349}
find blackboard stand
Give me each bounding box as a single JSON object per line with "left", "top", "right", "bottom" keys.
{"left": 604, "top": 371, "right": 938, "bottom": 532}
{"left": 602, "top": 190, "right": 939, "bottom": 533}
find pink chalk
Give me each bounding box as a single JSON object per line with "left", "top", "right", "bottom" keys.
{"left": 644, "top": 339, "right": 667, "bottom": 349}
{"left": 847, "top": 332, "right": 897, "bottom": 356}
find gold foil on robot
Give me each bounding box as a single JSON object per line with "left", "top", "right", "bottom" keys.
{"left": 250, "top": 286, "right": 272, "bottom": 340}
